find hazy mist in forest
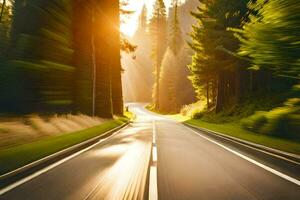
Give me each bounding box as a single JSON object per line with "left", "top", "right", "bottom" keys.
{"left": 122, "top": 0, "right": 198, "bottom": 103}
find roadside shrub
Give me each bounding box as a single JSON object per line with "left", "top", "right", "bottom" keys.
{"left": 242, "top": 98, "right": 300, "bottom": 139}
{"left": 180, "top": 101, "right": 205, "bottom": 118}
{"left": 241, "top": 111, "right": 267, "bottom": 131}
{"left": 191, "top": 109, "right": 204, "bottom": 119}
{"left": 260, "top": 107, "right": 293, "bottom": 137}
{"left": 287, "top": 114, "right": 300, "bottom": 138}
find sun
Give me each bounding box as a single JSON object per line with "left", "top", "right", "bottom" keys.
{"left": 121, "top": 15, "right": 140, "bottom": 37}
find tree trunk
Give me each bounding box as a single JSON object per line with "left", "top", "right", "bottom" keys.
{"left": 94, "top": 0, "right": 114, "bottom": 118}
{"left": 72, "top": 0, "right": 93, "bottom": 115}
{"left": 235, "top": 70, "right": 241, "bottom": 103}
{"left": 216, "top": 72, "right": 225, "bottom": 113}
{"left": 155, "top": 64, "right": 160, "bottom": 110}
{"left": 155, "top": 14, "right": 161, "bottom": 110}
{"left": 110, "top": 0, "right": 123, "bottom": 115}
{"left": 206, "top": 79, "right": 210, "bottom": 108}
{"left": 249, "top": 70, "right": 254, "bottom": 92}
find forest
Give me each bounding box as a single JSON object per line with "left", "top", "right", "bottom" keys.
{"left": 124, "top": 0, "right": 300, "bottom": 140}
{"left": 0, "top": 0, "right": 124, "bottom": 118}
{"left": 0, "top": 1, "right": 300, "bottom": 198}
{"left": 0, "top": 0, "right": 300, "bottom": 139}
{"left": 187, "top": 0, "right": 300, "bottom": 138}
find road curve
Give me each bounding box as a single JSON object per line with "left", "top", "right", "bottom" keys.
{"left": 1, "top": 103, "right": 300, "bottom": 200}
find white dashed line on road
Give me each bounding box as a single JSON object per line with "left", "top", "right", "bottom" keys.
{"left": 149, "top": 120, "right": 158, "bottom": 200}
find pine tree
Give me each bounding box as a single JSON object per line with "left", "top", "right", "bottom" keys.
{"left": 140, "top": 5, "right": 147, "bottom": 30}
{"left": 149, "top": 0, "right": 167, "bottom": 110}
{"left": 159, "top": 1, "right": 195, "bottom": 113}
{"left": 169, "top": 0, "right": 183, "bottom": 55}
{"left": 189, "top": 0, "right": 249, "bottom": 112}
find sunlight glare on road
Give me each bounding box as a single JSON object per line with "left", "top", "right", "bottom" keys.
{"left": 80, "top": 104, "right": 156, "bottom": 199}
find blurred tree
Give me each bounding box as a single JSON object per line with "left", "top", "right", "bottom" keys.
{"left": 233, "top": 0, "right": 300, "bottom": 78}
{"left": 7, "top": 0, "right": 74, "bottom": 113}
{"left": 0, "top": 0, "right": 7, "bottom": 23}
{"left": 0, "top": 0, "right": 125, "bottom": 117}
{"left": 0, "top": 0, "right": 12, "bottom": 59}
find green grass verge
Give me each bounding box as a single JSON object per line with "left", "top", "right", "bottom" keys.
{"left": 0, "top": 119, "right": 127, "bottom": 175}
{"left": 186, "top": 119, "right": 300, "bottom": 155}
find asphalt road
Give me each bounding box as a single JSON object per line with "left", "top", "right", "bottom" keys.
{"left": 1, "top": 103, "right": 300, "bottom": 200}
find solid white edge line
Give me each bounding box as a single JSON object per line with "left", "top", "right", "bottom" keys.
{"left": 186, "top": 124, "right": 300, "bottom": 166}
{"left": 184, "top": 125, "right": 300, "bottom": 187}
{"left": 0, "top": 126, "right": 126, "bottom": 196}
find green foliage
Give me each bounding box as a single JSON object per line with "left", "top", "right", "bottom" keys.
{"left": 0, "top": 0, "right": 74, "bottom": 113}
{"left": 241, "top": 111, "right": 267, "bottom": 131}
{"left": 229, "top": 0, "right": 300, "bottom": 138}
{"left": 190, "top": 108, "right": 204, "bottom": 119}
{"left": 233, "top": 0, "right": 300, "bottom": 77}
{"left": 180, "top": 100, "right": 205, "bottom": 117}
{"left": 0, "top": 0, "right": 124, "bottom": 117}
{"left": 242, "top": 98, "right": 300, "bottom": 139}
{"left": 189, "top": 0, "right": 249, "bottom": 110}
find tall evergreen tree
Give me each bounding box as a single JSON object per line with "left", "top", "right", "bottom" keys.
{"left": 94, "top": 0, "right": 123, "bottom": 117}
{"left": 169, "top": 0, "right": 183, "bottom": 55}
{"left": 189, "top": 0, "right": 249, "bottom": 112}
{"left": 149, "top": 0, "right": 167, "bottom": 110}
{"left": 140, "top": 4, "right": 147, "bottom": 29}
{"left": 159, "top": 0, "right": 195, "bottom": 113}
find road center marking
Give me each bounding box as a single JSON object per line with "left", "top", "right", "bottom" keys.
{"left": 149, "top": 166, "right": 158, "bottom": 200}
{"left": 152, "top": 120, "right": 156, "bottom": 144}
{"left": 185, "top": 126, "right": 300, "bottom": 186}
{"left": 149, "top": 120, "right": 158, "bottom": 200}
{"left": 152, "top": 146, "right": 157, "bottom": 163}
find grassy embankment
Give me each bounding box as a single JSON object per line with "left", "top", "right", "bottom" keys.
{"left": 185, "top": 119, "right": 300, "bottom": 155}
{"left": 147, "top": 104, "right": 300, "bottom": 155}
{"left": 0, "top": 117, "right": 128, "bottom": 175}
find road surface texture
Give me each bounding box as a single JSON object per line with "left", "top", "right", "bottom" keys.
{"left": 1, "top": 103, "right": 300, "bottom": 199}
